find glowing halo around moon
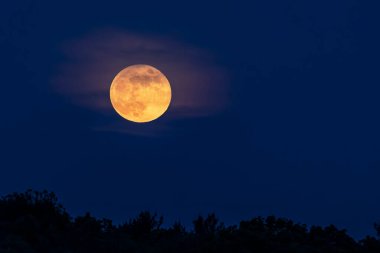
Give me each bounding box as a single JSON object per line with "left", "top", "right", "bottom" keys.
{"left": 110, "top": 65, "right": 172, "bottom": 123}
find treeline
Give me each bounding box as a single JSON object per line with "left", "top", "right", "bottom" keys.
{"left": 0, "top": 190, "right": 379, "bottom": 253}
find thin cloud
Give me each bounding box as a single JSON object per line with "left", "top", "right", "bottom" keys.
{"left": 52, "top": 28, "right": 230, "bottom": 135}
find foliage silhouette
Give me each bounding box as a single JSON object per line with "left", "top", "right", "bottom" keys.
{"left": 0, "top": 190, "right": 379, "bottom": 253}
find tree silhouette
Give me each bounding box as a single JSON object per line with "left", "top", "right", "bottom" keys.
{"left": 0, "top": 189, "right": 379, "bottom": 253}
{"left": 193, "top": 213, "right": 223, "bottom": 235}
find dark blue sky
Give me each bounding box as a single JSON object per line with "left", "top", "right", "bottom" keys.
{"left": 1, "top": 0, "right": 380, "bottom": 238}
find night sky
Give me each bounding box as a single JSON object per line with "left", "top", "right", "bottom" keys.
{"left": 1, "top": 0, "right": 380, "bottom": 238}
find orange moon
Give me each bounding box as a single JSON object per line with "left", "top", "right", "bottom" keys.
{"left": 110, "top": 65, "right": 171, "bottom": 123}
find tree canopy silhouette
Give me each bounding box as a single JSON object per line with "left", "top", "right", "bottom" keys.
{"left": 0, "top": 190, "right": 379, "bottom": 253}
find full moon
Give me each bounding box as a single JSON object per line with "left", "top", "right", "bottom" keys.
{"left": 110, "top": 65, "right": 171, "bottom": 123}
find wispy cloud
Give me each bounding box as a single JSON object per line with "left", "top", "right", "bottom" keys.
{"left": 52, "top": 28, "right": 230, "bottom": 135}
